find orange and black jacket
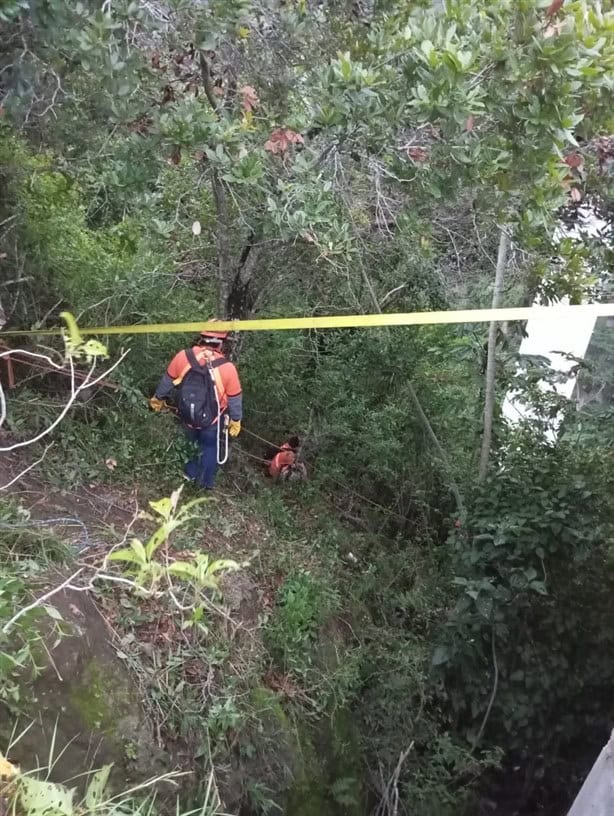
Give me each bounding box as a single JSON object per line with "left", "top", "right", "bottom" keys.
{"left": 269, "top": 443, "right": 297, "bottom": 478}
{"left": 154, "top": 347, "right": 242, "bottom": 423}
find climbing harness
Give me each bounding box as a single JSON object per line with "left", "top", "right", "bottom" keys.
{"left": 214, "top": 388, "right": 229, "bottom": 466}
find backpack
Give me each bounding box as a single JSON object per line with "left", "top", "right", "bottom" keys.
{"left": 177, "top": 348, "right": 225, "bottom": 429}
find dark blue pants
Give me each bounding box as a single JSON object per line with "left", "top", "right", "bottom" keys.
{"left": 184, "top": 424, "right": 222, "bottom": 489}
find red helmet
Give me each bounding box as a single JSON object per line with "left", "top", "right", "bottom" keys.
{"left": 200, "top": 318, "right": 228, "bottom": 341}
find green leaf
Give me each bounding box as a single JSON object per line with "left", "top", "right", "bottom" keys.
{"left": 131, "top": 538, "right": 147, "bottom": 565}
{"left": 84, "top": 765, "right": 112, "bottom": 811}
{"left": 476, "top": 594, "right": 493, "bottom": 619}
{"left": 145, "top": 528, "right": 166, "bottom": 560}
{"left": 207, "top": 559, "right": 239, "bottom": 574}
{"left": 530, "top": 581, "right": 548, "bottom": 596}
{"left": 149, "top": 497, "right": 172, "bottom": 520}
{"left": 44, "top": 605, "right": 63, "bottom": 621}
{"left": 107, "top": 547, "right": 142, "bottom": 565}
{"left": 19, "top": 777, "right": 74, "bottom": 816}
{"left": 167, "top": 562, "right": 198, "bottom": 579}
{"left": 340, "top": 53, "right": 352, "bottom": 81}
{"left": 421, "top": 40, "right": 434, "bottom": 60}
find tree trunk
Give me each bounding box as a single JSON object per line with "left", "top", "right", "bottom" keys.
{"left": 225, "top": 236, "right": 262, "bottom": 320}
{"left": 211, "top": 170, "right": 233, "bottom": 317}
{"left": 478, "top": 228, "right": 511, "bottom": 482}
{"left": 199, "top": 51, "right": 261, "bottom": 320}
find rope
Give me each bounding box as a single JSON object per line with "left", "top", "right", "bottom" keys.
{"left": 241, "top": 427, "right": 286, "bottom": 451}
{"left": 158, "top": 413, "right": 414, "bottom": 524}
{"left": 238, "top": 428, "right": 411, "bottom": 524}
{"left": 0, "top": 516, "right": 93, "bottom": 550}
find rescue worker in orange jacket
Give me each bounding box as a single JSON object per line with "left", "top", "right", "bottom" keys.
{"left": 149, "top": 326, "right": 242, "bottom": 490}
{"left": 267, "top": 436, "right": 301, "bottom": 481}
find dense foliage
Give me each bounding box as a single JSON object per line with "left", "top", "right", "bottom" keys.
{"left": 1, "top": 1, "right": 613, "bottom": 815}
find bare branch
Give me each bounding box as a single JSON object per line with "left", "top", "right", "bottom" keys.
{"left": 0, "top": 443, "right": 53, "bottom": 491}
{"left": 198, "top": 51, "right": 219, "bottom": 113}
{"left": 0, "top": 349, "right": 130, "bottom": 452}
{"left": 373, "top": 744, "right": 414, "bottom": 816}
{"left": 380, "top": 283, "right": 407, "bottom": 307}
{"left": 471, "top": 627, "right": 499, "bottom": 753}
{"left": 1, "top": 569, "right": 84, "bottom": 635}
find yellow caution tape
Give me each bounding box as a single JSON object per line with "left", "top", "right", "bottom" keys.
{"left": 1, "top": 304, "right": 613, "bottom": 337}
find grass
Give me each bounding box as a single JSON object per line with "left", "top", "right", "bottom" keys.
{"left": 1, "top": 392, "right": 395, "bottom": 814}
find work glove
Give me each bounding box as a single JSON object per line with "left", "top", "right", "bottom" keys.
{"left": 228, "top": 419, "right": 241, "bottom": 438}
{"left": 149, "top": 396, "right": 167, "bottom": 412}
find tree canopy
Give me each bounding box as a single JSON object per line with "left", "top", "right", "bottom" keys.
{"left": 0, "top": 1, "right": 613, "bottom": 815}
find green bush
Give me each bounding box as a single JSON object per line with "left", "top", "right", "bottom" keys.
{"left": 265, "top": 570, "right": 339, "bottom": 678}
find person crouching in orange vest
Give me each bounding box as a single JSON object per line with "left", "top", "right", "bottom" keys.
{"left": 149, "top": 325, "right": 242, "bottom": 490}
{"left": 266, "top": 436, "right": 307, "bottom": 482}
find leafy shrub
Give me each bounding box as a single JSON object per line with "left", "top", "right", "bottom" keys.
{"left": 434, "top": 427, "right": 614, "bottom": 803}
{"left": 265, "top": 570, "right": 338, "bottom": 677}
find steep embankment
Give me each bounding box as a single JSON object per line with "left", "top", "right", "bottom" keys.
{"left": 0, "top": 442, "right": 369, "bottom": 816}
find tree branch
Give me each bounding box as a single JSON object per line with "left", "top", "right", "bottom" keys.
{"left": 198, "top": 51, "right": 219, "bottom": 113}
{"left": 236, "top": 235, "right": 263, "bottom": 287}
{"left": 211, "top": 171, "right": 233, "bottom": 317}
{"left": 471, "top": 627, "right": 499, "bottom": 753}
{"left": 1, "top": 569, "right": 84, "bottom": 634}
{"left": 197, "top": 49, "right": 236, "bottom": 317}
{"left": 0, "top": 444, "right": 53, "bottom": 491}
{"left": 0, "top": 349, "right": 129, "bottom": 451}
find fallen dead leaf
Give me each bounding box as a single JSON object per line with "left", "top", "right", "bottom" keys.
{"left": 168, "top": 146, "right": 181, "bottom": 165}
{"left": 105, "top": 458, "right": 118, "bottom": 471}
{"left": 264, "top": 127, "right": 304, "bottom": 155}
{"left": 240, "top": 85, "right": 259, "bottom": 113}
{"left": 406, "top": 146, "right": 429, "bottom": 162}
{"left": 564, "top": 152, "right": 583, "bottom": 169}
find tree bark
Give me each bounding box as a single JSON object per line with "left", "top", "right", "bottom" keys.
{"left": 478, "top": 228, "right": 511, "bottom": 482}
{"left": 210, "top": 170, "right": 234, "bottom": 317}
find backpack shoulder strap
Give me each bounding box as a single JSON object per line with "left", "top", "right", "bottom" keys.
{"left": 185, "top": 347, "right": 202, "bottom": 370}
{"left": 173, "top": 349, "right": 227, "bottom": 386}
{"left": 172, "top": 348, "right": 203, "bottom": 385}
